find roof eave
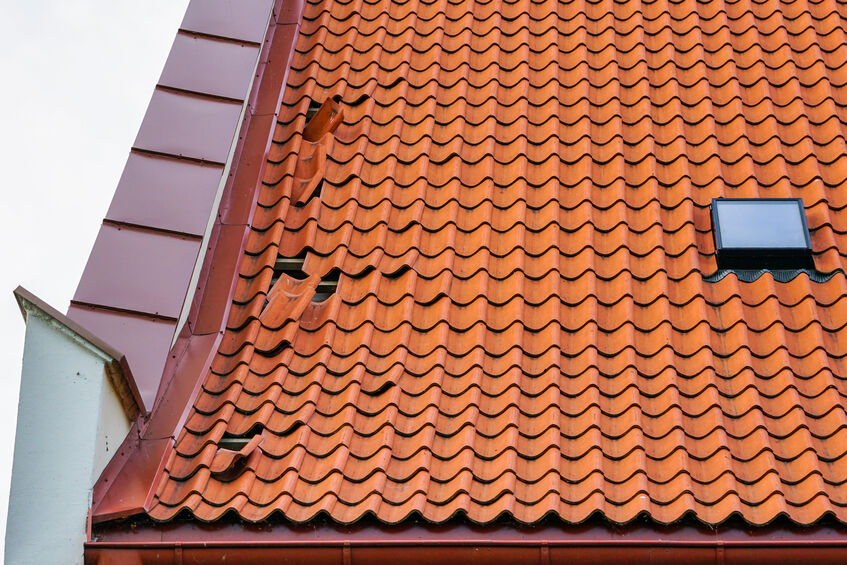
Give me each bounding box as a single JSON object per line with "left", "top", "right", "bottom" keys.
{"left": 84, "top": 521, "right": 847, "bottom": 564}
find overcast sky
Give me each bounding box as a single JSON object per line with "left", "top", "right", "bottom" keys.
{"left": 0, "top": 1, "right": 190, "bottom": 559}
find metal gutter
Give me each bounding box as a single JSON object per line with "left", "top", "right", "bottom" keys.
{"left": 84, "top": 521, "right": 847, "bottom": 564}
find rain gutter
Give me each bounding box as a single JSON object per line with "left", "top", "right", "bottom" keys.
{"left": 84, "top": 521, "right": 847, "bottom": 564}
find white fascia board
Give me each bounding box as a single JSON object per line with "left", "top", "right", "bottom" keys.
{"left": 14, "top": 286, "right": 143, "bottom": 420}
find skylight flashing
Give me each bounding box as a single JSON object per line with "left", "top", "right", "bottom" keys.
{"left": 703, "top": 268, "right": 839, "bottom": 283}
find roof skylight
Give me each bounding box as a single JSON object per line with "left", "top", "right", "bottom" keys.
{"left": 711, "top": 198, "right": 813, "bottom": 270}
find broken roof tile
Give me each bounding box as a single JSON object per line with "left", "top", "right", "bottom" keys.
{"left": 147, "top": 0, "right": 847, "bottom": 527}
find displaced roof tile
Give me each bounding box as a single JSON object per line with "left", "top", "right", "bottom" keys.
{"left": 148, "top": 0, "right": 847, "bottom": 528}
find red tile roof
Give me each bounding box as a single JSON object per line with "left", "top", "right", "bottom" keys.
{"left": 144, "top": 0, "right": 847, "bottom": 527}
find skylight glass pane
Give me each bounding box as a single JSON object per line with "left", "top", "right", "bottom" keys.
{"left": 714, "top": 200, "right": 808, "bottom": 249}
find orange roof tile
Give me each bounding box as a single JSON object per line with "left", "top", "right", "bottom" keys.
{"left": 147, "top": 0, "right": 847, "bottom": 527}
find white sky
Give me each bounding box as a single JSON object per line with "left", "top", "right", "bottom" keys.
{"left": 0, "top": 1, "right": 190, "bottom": 560}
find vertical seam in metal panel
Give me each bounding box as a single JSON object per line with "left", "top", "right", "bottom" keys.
{"left": 343, "top": 541, "right": 352, "bottom": 565}
{"left": 540, "top": 542, "right": 550, "bottom": 565}
{"left": 174, "top": 543, "right": 183, "bottom": 565}
{"left": 716, "top": 542, "right": 725, "bottom": 565}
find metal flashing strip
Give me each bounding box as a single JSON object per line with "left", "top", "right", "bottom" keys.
{"left": 88, "top": 0, "right": 304, "bottom": 525}
{"left": 171, "top": 24, "right": 269, "bottom": 345}
{"left": 68, "top": 0, "right": 276, "bottom": 412}
{"left": 703, "top": 268, "right": 841, "bottom": 283}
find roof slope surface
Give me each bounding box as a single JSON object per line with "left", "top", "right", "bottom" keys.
{"left": 149, "top": 0, "right": 847, "bottom": 526}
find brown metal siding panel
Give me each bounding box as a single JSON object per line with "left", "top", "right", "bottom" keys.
{"left": 159, "top": 33, "right": 260, "bottom": 100}
{"left": 180, "top": 0, "right": 273, "bottom": 43}
{"left": 66, "top": 305, "right": 177, "bottom": 408}
{"left": 105, "top": 153, "right": 223, "bottom": 237}
{"left": 72, "top": 224, "right": 200, "bottom": 319}
{"left": 133, "top": 89, "right": 242, "bottom": 164}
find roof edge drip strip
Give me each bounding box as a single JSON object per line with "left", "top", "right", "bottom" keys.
{"left": 85, "top": 520, "right": 847, "bottom": 565}
{"left": 88, "top": 0, "right": 306, "bottom": 525}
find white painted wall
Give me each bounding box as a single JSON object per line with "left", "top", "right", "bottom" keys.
{"left": 6, "top": 304, "right": 130, "bottom": 565}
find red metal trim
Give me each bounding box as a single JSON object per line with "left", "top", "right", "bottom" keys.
{"left": 89, "top": 0, "right": 304, "bottom": 525}
{"left": 85, "top": 521, "right": 847, "bottom": 564}
{"left": 67, "top": 0, "right": 277, "bottom": 413}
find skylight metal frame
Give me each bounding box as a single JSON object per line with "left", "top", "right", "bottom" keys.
{"left": 711, "top": 198, "right": 814, "bottom": 270}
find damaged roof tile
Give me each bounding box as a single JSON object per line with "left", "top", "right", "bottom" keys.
{"left": 147, "top": 0, "right": 847, "bottom": 527}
